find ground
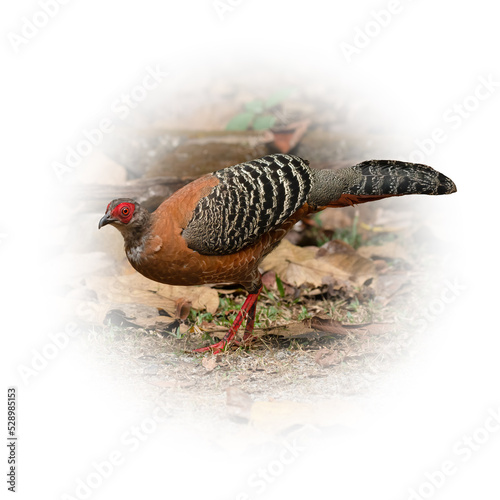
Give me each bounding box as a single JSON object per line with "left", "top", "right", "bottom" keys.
{"left": 74, "top": 213, "right": 452, "bottom": 436}
{"left": 55, "top": 79, "right": 457, "bottom": 439}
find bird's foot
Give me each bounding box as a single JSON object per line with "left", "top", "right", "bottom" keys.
{"left": 192, "top": 339, "right": 229, "bottom": 354}
{"left": 192, "top": 333, "right": 258, "bottom": 354}
{"left": 232, "top": 335, "right": 259, "bottom": 348}
{"left": 236, "top": 331, "right": 260, "bottom": 346}
{"left": 192, "top": 287, "right": 262, "bottom": 354}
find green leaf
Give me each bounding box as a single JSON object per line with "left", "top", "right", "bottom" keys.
{"left": 252, "top": 114, "right": 276, "bottom": 130}
{"left": 298, "top": 306, "right": 311, "bottom": 321}
{"left": 265, "top": 88, "right": 293, "bottom": 108}
{"left": 275, "top": 274, "right": 285, "bottom": 298}
{"left": 245, "top": 99, "right": 265, "bottom": 114}
{"left": 226, "top": 112, "right": 255, "bottom": 131}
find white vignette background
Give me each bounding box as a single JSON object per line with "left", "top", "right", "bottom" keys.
{"left": 1, "top": 1, "right": 499, "bottom": 499}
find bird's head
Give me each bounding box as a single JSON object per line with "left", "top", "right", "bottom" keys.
{"left": 98, "top": 198, "right": 151, "bottom": 239}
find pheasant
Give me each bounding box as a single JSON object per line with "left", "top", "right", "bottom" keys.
{"left": 98, "top": 154, "right": 456, "bottom": 353}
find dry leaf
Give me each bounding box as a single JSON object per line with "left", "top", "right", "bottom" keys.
{"left": 263, "top": 316, "right": 345, "bottom": 339}
{"left": 264, "top": 320, "right": 323, "bottom": 339}
{"left": 85, "top": 273, "right": 219, "bottom": 316}
{"left": 261, "top": 240, "right": 317, "bottom": 278}
{"left": 103, "top": 304, "right": 169, "bottom": 329}
{"left": 261, "top": 271, "right": 297, "bottom": 296}
{"left": 263, "top": 317, "right": 394, "bottom": 339}
{"left": 345, "top": 323, "right": 395, "bottom": 335}
{"left": 54, "top": 297, "right": 105, "bottom": 326}
{"left": 202, "top": 356, "right": 217, "bottom": 372}
{"left": 317, "top": 239, "right": 356, "bottom": 257}
{"left": 310, "top": 317, "right": 349, "bottom": 335}
{"left": 358, "top": 241, "right": 410, "bottom": 262}
{"left": 174, "top": 298, "right": 192, "bottom": 320}
{"left": 318, "top": 253, "right": 377, "bottom": 287}
{"left": 261, "top": 240, "right": 376, "bottom": 288}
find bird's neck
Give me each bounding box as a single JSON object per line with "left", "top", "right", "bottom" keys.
{"left": 120, "top": 214, "right": 153, "bottom": 265}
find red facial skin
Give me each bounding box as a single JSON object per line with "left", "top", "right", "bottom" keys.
{"left": 110, "top": 202, "right": 135, "bottom": 224}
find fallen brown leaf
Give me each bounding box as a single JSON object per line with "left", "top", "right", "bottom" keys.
{"left": 201, "top": 356, "right": 217, "bottom": 372}
{"left": 317, "top": 239, "right": 356, "bottom": 257}
{"left": 263, "top": 317, "right": 394, "bottom": 339}
{"left": 318, "top": 252, "right": 376, "bottom": 287}
{"left": 358, "top": 241, "right": 410, "bottom": 262}
{"left": 261, "top": 240, "right": 317, "bottom": 279}
{"left": 310, "top": 317, "right": 349, "bottom": 335}
{"left": 85, "top": 273, "right": 219, "bottom": 318}
{"left": 175, "top": 298, "right": 192, "bottom": 320}
{"left": 344, "top": 322, "right": 396, "bottom": 335}
{"left": 261, "top": 270, "right": 297, "bottom": 296}
{"left": 103, "top": 304, "right": 170, "bottom": 330}
{"left": 261, "top": 240, "right": 376, "bottom": 288}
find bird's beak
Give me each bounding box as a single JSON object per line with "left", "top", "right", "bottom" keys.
{"left": 98, "top": 214, "right": 114, "bottom": 229}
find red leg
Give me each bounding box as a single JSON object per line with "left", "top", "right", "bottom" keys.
{"left": 242, "top": 300, "right": 257, "bottom": 342}
{"left": 229, "top": 300, "right": 258, "bottom": 348}
{"left": 193, "top": 287, "right": 262, "bottom": 354}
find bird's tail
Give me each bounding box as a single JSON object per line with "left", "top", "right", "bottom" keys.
{"left": 309, "top": 160, "right": 457, "bottom": 208}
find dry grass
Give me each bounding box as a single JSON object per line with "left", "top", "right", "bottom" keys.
{"left": 79, "top": 249, "right": 439, "bottom": 429}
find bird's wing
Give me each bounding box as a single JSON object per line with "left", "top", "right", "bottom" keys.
{"left": 182, "top": 154, "right": 313, "bottom": 255}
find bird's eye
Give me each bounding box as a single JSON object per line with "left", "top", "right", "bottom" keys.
{"left": 121, "top": 207, "right": 130, "bottom": 216}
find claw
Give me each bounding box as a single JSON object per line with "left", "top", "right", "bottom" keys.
{"left": 192, "top": 335, "right": 258, "bottom": 354}
{"left": 192, "top": 340, "right": 229, "bottom": 354}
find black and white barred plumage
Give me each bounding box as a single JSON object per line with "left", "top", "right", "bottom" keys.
{"left": 347, "top": 160, "right": 454, "bottom": 196}
{"left": 182, "top": 154, "right": 456, "bottom": 256}
{"left": 182, "top": 154, "right": 313, "bottom": 255}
